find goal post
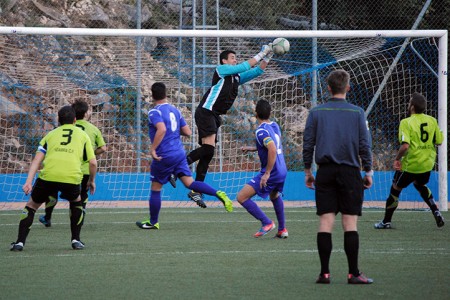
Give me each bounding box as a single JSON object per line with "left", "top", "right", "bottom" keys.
{"left": 0, "top": 27, "right": 447, "bottom": 211}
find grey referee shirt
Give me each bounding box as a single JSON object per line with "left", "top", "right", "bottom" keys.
{"left": 302, "top": 98, "right": 372, "bottom": 171}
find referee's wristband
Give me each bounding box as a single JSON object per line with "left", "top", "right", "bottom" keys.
{"left": 364, "top": 170, "right": 374, "bottom": 177}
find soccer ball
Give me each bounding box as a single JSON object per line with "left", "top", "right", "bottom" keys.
{"left": 271, "top": 38, "right": 290, "bottom": 55}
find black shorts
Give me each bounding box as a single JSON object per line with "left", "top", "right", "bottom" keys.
{"left": 194, "top": 107, "right": 221, "bottom": 145}
{"left": 315, "top": 164, "right": 364, "bottom": 216}
{"left": 31, "top": 178, "right": 81, "bottom": 204}
{"left": 393, "top": 171, "right": 430, "bottom": 188}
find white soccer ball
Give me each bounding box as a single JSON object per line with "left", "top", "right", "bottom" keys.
{"left": 271, "top": 38, "right": 290, "bottom": 55}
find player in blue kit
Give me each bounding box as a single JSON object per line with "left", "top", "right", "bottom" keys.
{"left": 136, "top": 82, "right": 233, "bottom": 230}
{"left": 237, "top": 99, "right": 288, "bottom": 238}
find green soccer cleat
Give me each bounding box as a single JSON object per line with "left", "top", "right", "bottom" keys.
{"left": 136, "top": 219, "right": 160, "bottom": 229}
{"left": 216, "top": 191, "right": 233, "bottom": 212}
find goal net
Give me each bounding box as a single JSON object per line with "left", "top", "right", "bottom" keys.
{"left": 0, "top": 28, "right": 447, "bottom": 211}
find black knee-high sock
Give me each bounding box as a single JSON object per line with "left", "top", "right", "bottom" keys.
{"left": 317, "top": 232, "right": 332, "bottom": 275}
{"left": 195, "top": 144, "right": 215, "bottom": 182}
{"left": 186, "top": 148, "right": 203, "bottom": 165}
{"left": 17, "top": 206, "right": 36, "bottom": 244}
{"left": 44, "top": 195, "right": 58, "bottom": 220}
{"left": 70, "top": 201, "right": 84, "bottom": 241}
{"left": 344, "top": 231, "right": 360, "bottom": 276}
{"left": 414, "top": 184, "right": 438, "bottom": 213}
{"left": 383, "top": 186, "right": 401, "bottom": 223}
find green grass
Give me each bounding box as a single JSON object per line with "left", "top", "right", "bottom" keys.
{"left": 0, "top": 207, "right": 449, "bottom": 299}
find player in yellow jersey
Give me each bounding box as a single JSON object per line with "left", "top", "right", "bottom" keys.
{"left": 10, "top": 106, "right": 97, "bottom": 251}
{"left": 375, "top": 93, "right": 444, "bottom": 229}
{"left": 39, "top": 99, "right": 106, "bottom": 227}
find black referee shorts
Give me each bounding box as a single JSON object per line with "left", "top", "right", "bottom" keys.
{"left": 31, "top": 178, "right": 81, "bottom": 204}
{"left": 315, "top": 164, "right": 364, "bottom": 216}
{"left": 194, "top": 107, "right": 221, "bottom": 145}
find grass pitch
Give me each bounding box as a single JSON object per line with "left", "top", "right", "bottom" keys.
{"left": 1, "top": 207, "right": 448, "bottom": 299}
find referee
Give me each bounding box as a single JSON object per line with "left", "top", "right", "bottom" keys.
{"left": 303, "top": 69, "right": 374, "bottom": 284}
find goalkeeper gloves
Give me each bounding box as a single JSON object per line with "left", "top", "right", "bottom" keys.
{"left": 263, "top": 52, "right": 273, "bottom": 63}
{"left": 253, "top": 44, "right": 273, "bottom": 62}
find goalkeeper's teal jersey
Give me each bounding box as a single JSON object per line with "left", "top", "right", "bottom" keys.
{"left": 37, "top": 124, "right": 95, "bottom": 184}
{"left": 75, "top": 119, "right": 106, "bottom": 175}
{"left": 398, "top": 113, "right": 443, "bottom": 173}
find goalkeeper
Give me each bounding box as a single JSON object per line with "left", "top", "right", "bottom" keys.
{"left": 171, "top": 44, "right": 274, "bottom": 207}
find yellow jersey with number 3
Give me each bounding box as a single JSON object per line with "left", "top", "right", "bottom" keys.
{"left": 37, "top": 124, "right": 95, "bottom": 184}
{"left": 398, "top": 113, "right": 443, "bottom": 173}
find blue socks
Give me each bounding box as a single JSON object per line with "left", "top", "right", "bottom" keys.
{"left": 241, "top": 199, "right": 271, "bottom": 225}
{"left": 188, "top": 181, "right": 217, "bottom": 196}
{"left": 271, "top": 196, "right": 285, "bottom": 230}
{"left": 149, "top": 190, "right": 161, "bottom": 225}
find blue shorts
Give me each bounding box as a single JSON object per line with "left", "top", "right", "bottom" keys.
{"left": 151, "top": 156, "right": 192, "bottom": 184}
{"left": 247, "top": 173, "right": 285, "bottom": 199}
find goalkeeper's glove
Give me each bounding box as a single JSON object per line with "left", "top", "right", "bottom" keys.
{"left": 263, "top": 51, "right": 273, "bottom": 63}
{"left": 253, "top": 44, "right": 273, "bottom": 62}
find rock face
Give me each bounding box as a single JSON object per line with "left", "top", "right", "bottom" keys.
{"left": 0, "top": 0, "right": 311, "bottom": 175}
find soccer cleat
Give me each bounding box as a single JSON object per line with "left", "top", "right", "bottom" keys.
{"left": 39, "top": 215, "right": 52, "bottom": 227}
{"left": 10, "top": 242, "right": 24, "bottom": 252}
{"left": 71, "top": 239, "right": 84, "bottom": 250}
{"left": 433, "top": 211, "right": 445, "bottom": 228}
{"left": 169, "top": 174, "right": 177, "bottom": 188}
{"left": 254, "top": 220, "right": 276, "bottom": 238}
{"left": 316, "top": 273, "right": 331, "bottom": 284}
{"left": 347, "top": 273, "right": 373, "bottom": 284}
{"left": 136, "top": 219, "right": 160, "bottom": 229}
{"left": 274, "top": 228, "right": 289, "bottom": 239}
{"left": 188, "top": 191, "right": 207, "bottom": 208}
{"left": 216, "top": 190, "right": 233, "bottom": 212}
{"left": 374, "top": 221, "right": 392, "bottom": 229}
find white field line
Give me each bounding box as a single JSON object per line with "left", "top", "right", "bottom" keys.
{"left": 2, "top": 248, "right": 449, "bottom": 260}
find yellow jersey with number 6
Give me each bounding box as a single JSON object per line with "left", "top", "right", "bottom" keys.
{"left": 398, "top": 113, "right": 443, "bottom": 173}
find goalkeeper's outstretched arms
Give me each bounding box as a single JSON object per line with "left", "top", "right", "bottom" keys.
{"left": 248, "top": 44, "right": 273, "bottom": 66}
{"left": 239, "top": 45, "right": 273, "bottom": 84}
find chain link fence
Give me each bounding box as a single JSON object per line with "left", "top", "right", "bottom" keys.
{"left": 0, "top": 0, "right": 447, "bottom": 205}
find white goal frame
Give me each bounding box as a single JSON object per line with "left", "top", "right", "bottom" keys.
{"left": 0, "top": 27, "right": 447, "bottom": 211}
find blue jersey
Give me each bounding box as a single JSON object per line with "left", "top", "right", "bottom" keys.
{"left": 255, "top": 121, "right": 287, "bottom": 183}
{"left": 148, "top": 103, "right": 187, "bottom": 160}
{"left": 200, "top": 62, "right": 264, "bottom": 115}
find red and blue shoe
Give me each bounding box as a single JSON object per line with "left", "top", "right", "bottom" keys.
{"left": 254, "top": 220, "right": 276, "bottom": 238}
